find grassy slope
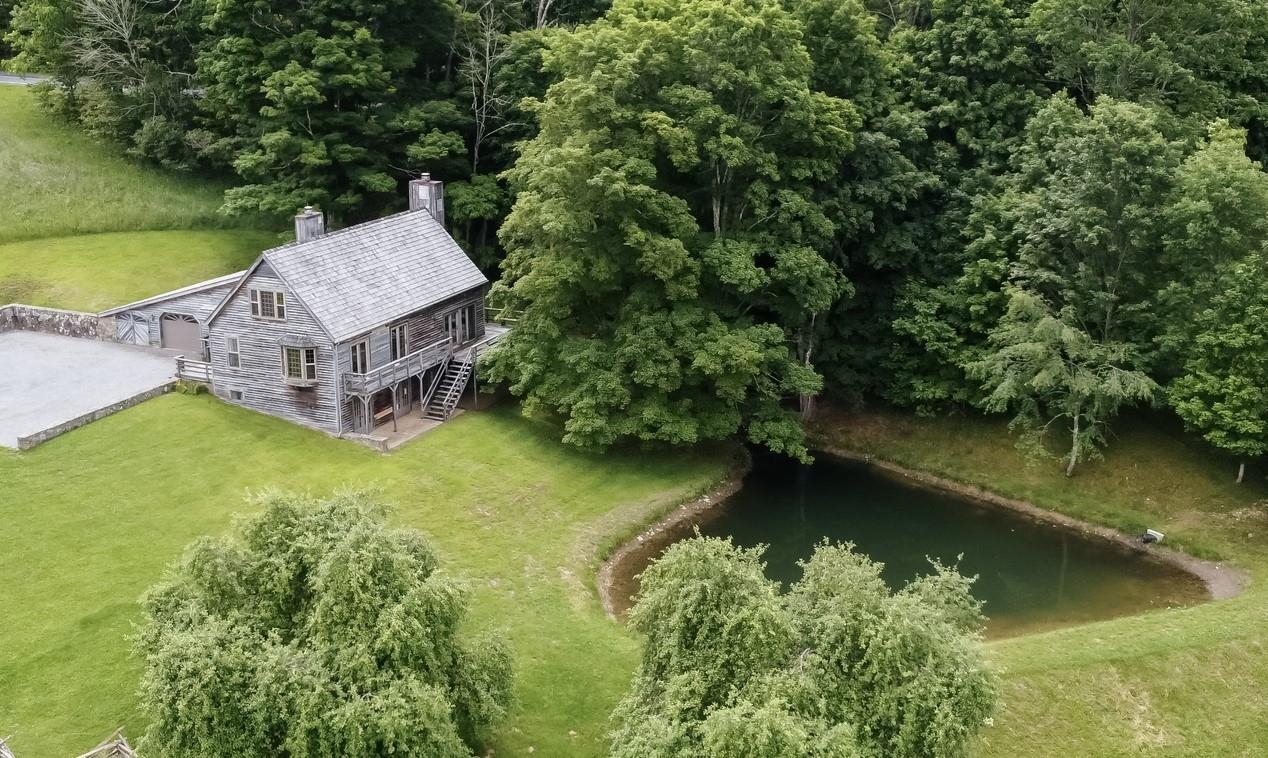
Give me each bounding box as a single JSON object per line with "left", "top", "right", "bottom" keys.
{"left": 0, "top": 396, "right": 729, "bottom": 757}
{"left": 811, "top": 408, "right": 1268, "bottom": 758}
{"left": 0, "top": 87, "right": 237, "bottom": 244}
{"left": 0, "top": 86, "right": 275, "bottom": 311}
{"left": 0, "top": 230, "right": 276, "bottom": 311}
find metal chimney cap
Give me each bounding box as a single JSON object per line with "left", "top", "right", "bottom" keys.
{"left": 419, "top": 172, "right": 431, "bottom": 182}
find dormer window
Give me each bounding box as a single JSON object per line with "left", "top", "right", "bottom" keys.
{"left": 250, "top": 289, "right": 287, "bottom": 320}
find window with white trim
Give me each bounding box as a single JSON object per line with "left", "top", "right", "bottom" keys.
{"left": 250, "top": 289, "right": 287, "bottom": 320}
{"left": 226, "top": 336, "right": 241, "bottom": 368}
{"left": 283, "top": 346, "right": 317, "bottom": 381}
{"left": 229, "top": 389, "right": 244, "bottom": 401}
{"left": 350, "top": 340, "right": 369, "bottom": 374}
{"left": 390, "top": 324, "right": 408, "bottom": 361}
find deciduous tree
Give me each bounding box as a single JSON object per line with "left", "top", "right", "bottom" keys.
{"left": 1170, "top": 254, "right": 1268, "bottom": 482}
{"left": 136, "top": 490, "right": 512, "bottom": 758}
{"left": 485, "top": 0, "right": 857, "bottom": 457}
{"left": 1156, "top": 121, "right": 1268, "bottom": 369}
{"left": 611, "top": 536, "right": 996, "bottom": 757}
{"left": 196, "top": 0, "right": 467, "bottom": 220}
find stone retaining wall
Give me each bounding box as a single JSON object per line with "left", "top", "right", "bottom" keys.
{"left": 16, "top": 381, "right": 176, "bottom": 450}
{"left": 0, "top": 303, "right": 117, "bottom": 341}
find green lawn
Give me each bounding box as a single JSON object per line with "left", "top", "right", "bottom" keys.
{"left": 811, "top": 407, "right": 1268, "bottom": 758}
{"left": 0, "top": 88, "right": 254, "bottom": 246}
{"left": 4, "top": 392, "right": 1267, "bottom": 757}
{"left": 0, "top": 230, "right": 277, "bottom": 311}
{"left": 0, "top": 86, "right": 279, "bottom": 312}
{"left": 0, "top": 396, "right": 730, "bottom": 757}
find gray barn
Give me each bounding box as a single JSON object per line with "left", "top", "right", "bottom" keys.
{"left": 106, "top": 176, "right": 504, "bottom": 438}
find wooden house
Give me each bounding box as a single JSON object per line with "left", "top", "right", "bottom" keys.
{"left": 103, "top": 176, "right": 505, "bottom": 438}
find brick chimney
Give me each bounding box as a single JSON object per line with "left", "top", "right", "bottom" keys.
{"left": 294, "top": 206, "right": 325, "bottom": 243}
{"left": 408, "top": 173, "right": 445, "bottom": 225}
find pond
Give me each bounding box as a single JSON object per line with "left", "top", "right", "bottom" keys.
{"left": 609, "top": 452, "right": 1211, "bottom": 638}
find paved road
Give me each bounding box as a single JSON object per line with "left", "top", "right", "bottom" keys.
{"left": 0, "top": 72, "right": 48, "bottom": 86}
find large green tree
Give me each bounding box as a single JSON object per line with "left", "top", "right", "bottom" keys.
{"left": 484, "top": 0, "right": 857, "bottom": 457}
{"left": 136, "top": 490, "right": 512, "bottom": 757}
{"left": 196, "top": 0, "right": 467, "bottom": 219}
{"left": 1156, "top": 121, "right": 1268, "bottom": 369}
{"left": 976, "top": 96, "right": 1184, "bottom": 359}
{"left": 611, "top": 536, "right": 996, "bottom": 757}
{"left": 791, "top": 0, "right": 941, "bottom": 400}
{"left": 1170, "top": 253, "right": 1268, "bottom": 482}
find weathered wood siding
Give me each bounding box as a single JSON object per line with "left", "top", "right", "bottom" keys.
{"left": 115, "top": 280, "right": 239, "bottom": 350}
{"left": 206, "top": 270, "right": 339, "bottom": 433}
{"left": 336, "top": 286, "right": 486, "bottom": 432}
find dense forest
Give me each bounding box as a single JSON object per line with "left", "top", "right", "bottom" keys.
{"left": 6, "top": 0, "right": 1268, "bottom": 473}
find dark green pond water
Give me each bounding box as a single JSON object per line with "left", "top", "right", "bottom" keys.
{"left": 611, "top": 453, "right": 1209, "bottom": 638}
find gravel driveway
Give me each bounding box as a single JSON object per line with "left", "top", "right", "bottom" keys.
{"left": 0, "top": 331, "right": 176, "bottom": 448}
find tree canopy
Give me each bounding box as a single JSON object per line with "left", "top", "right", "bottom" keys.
{"left": 483, "top": 0, "right": 857, "bottom": 458}
{"left": 611, "top": 536, "right": 997, "bottom": 757}
{"left": 135, "top": 490, "right": 512, "bottom": 758}
{"left": 9, "top": 0, "right": 1268, "bottom": 469}
{"left": 1171, "top": 254, "right": 1268, "bottom": 481}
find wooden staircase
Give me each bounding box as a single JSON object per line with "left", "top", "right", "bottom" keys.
{"left": 423, "top": 358, "right": 473, "bottom": 420}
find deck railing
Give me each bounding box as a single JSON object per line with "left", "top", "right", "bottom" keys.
{"left": 343, "top": 338, "right": 452, "bottom": 396}
{"left": 175, "top": 355, "right": 213, "bottom": 383}
{"left": 484, "top": 305, "right": 521, "bottom": 326}
{"left": 463, "top": 328, "right": 507, "bottom": 365}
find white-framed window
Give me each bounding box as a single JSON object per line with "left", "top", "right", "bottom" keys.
{"left": 250, "top": 289, "right": 287, "bottom": 320}
{"left": 229, "top": 389, "right": 244, "bottom": 401}
{"left": 390, "top": 324, "right": 408, "bottom": 361}
{"left": 283, "top": 346, "right": 317, "bottom": 381}
{"left": 350, "top": 340, "right": 369, "bottom": 374}
{"left": 226, "top": 336, "right": 241, "bottom": 368}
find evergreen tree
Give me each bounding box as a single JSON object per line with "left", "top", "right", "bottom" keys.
{"left": 968, "top": 289, "right": 1157, "bottom": 475}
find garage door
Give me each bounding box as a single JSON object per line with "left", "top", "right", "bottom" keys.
{"left": 160, "top": 314, "right": 202, "bottom": 353}
{"left": 115, "top": 312, "right": 149, "bottom": 345}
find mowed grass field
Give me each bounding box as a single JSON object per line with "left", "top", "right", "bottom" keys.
{"left": 0, "top": 86, "right": 275, "bottom": 311}
{"left": 0, "top": 396, "right": 732, "bottom": 756}
{"left": 812, "top": 408, "right": 1268, "bottom": 758}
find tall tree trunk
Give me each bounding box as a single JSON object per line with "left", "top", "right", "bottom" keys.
{"left": 798, "top": 320, "right": 816, "bottom": 423}
{"left": 1237, "top": 460, "right": 1246, "bottom": 484}
{"left": 1065, "top": 412, "right": 1080, "bottom": 477}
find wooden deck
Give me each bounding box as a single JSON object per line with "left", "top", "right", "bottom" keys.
{"left": 342, "top": 337, "right": 451, "bottom": 397}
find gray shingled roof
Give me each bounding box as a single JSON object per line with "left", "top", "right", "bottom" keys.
{"left": 262, "top": 210, "right": 487, "bottom": 343}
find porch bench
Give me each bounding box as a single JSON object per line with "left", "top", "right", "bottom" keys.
{"left": 373, "top": 406, "right": 396, "bottom": 432}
